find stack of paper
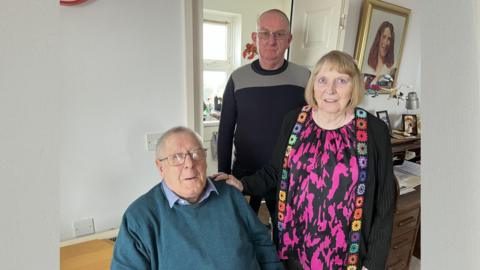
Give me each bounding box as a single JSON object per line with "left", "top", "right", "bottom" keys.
{"left": 395, "top": 160, "right": 420, "bottom": 176}
{"left": 394, "top": 161, "right": 421, "bottom": 195}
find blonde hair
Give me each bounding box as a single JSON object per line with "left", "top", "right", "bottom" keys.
{"left": 305, "top": 50, "right": 364, "bottom": 110}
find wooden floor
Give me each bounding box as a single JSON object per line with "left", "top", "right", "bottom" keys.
{"left": 60, "top": 239, "right": 114, "bottom": 270}
{"left": 258, "top": 200, "right": 271, "bottom": 225}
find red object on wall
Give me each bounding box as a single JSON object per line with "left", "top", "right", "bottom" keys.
{"left": 242, "top": 43, "right": 257, "bottom": 60}
{"left": 60, "top": 0, "right": 89, "bottom": 6}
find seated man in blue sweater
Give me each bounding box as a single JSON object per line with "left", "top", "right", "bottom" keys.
{"left": 111, "top": 126, "right": 283, "bottom": 270}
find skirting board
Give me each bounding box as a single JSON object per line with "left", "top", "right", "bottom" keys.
{"left": 60, "top": 228, "right": 119, "bottom": 247}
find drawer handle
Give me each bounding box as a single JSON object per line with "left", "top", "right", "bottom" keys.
{"left": 398, "top": 216, "right": 415, "bottom": 227}
{"left": 392, "top": 238, "right": 410, "bottom": 249}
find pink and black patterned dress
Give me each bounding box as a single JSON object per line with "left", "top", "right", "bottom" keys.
{"left": 278, "top": 110, "right": 359, "bottom": 270}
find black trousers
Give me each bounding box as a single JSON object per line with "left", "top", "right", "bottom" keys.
{"left": 282, "top": 257, "right": 303, "bottom": 270}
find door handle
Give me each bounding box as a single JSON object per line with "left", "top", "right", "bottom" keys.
{"left": 392, "top": 238, "right": 410, "bottom": 249}
{"left": 210, "top": 131, "right": 218, "bottom": 161}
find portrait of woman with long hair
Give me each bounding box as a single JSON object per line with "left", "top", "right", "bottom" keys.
{"left": 364, "top": 21, "right": 396, "bottom": 85}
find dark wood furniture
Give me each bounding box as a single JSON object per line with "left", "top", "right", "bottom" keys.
{"left": 391, "top": 137, "right": 421, "bottom": 165}
{"left": 386, "top": 186, "right": 420, "bottom": 270}
{"left": 386, "top": 137, "right": 421, "bottom": 270}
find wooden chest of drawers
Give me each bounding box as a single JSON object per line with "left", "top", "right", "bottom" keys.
{"left": 386, "top": 186, "right": 420, "bottom": 270}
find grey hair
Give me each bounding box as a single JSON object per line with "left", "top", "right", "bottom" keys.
{"left": 256, "top": 9, "right": 291, "bottom": 32}
{"left": 155, "top": 126, "right": 204, "bottom": 159}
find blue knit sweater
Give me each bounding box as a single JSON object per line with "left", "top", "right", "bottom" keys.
{"left": 111, "top": 180, "right": 283, "bottom": 270}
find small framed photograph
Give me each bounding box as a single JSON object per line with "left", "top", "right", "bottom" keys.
{"left": 402, "top": 114, "right": 418, "bottom": 135}
{"left": 376, "top": 110, "right": 392, "bottom": 134}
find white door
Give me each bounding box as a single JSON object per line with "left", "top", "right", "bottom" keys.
{"left": 289, "top": 0, "right": 348, "bottom": 69}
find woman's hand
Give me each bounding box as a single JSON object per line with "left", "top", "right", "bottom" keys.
{"left": 211, "top": 172, "right": 244, "bottom": 192}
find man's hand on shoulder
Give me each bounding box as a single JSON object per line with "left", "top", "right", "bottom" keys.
{"left": 211, "top": 172, "right": 244, "bottom": 192}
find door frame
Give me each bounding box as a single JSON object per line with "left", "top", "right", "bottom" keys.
{"left": 184, "top": 0, "right": 204, "bottom": 136}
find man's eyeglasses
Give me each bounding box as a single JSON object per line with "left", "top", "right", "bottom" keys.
{"left": 257, "top": 30, "right": 290, "bottom": 40}
{"left": 158, "top": 148, "right": 207, "bottom": 166}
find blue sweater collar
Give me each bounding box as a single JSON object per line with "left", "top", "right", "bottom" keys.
{"left": 161, "top": 178, "right": 218, "bottom": 208}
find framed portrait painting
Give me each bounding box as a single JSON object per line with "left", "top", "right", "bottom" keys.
{"left": 354, "top": 0, "right": 410, "bottom": 92}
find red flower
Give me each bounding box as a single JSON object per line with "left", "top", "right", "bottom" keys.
{"left": 357, "top": 130, "right": 367, "bottom": 142}
{"left": 355, "top": 196, "right": 364, "bottom": 207}
{"left": 242, "top": 43, "right": 257, "bottom": 60}
{"left": 348, "top": 254, "right": 358, "bottom": 265}
{"left": 356, "top": 119, "right": 367, "bottom": 130}
{"left": 354, "top": 208, "right": 363, "bottom": 219}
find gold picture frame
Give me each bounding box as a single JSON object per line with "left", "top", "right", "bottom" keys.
{"left": 354, "top": 0, "right": 410, "bottom": 93}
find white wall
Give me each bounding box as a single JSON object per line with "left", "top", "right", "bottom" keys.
{"left": 59, "top": 0, "right": 186, "bottom": 240}
{"left": 344, "top": 0, "right": 421, "bottom": 128}
{"left": 421, "top": 1, "right": 480, "bottom": 269}
{"left": 0, "top": 1, "right": 60, "bottom": 269}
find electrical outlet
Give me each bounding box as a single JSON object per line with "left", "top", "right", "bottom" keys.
{"left": 74, "top": 218, "right": 95, "bottom": 237}
{"left": 145, "top": 132, "right": 163, "bottom": 151}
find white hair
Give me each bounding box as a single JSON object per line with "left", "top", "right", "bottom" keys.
{"left": 155, "top": 126, "right": 203, "bottom": 159}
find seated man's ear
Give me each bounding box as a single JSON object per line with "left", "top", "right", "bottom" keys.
{"left": 155, "top": 160, "right": 166, "bottom": 178}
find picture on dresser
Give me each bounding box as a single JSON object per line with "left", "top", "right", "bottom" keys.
{"left": 376, "top": 110, "right": 392, "bottom": 134}
{"left": 402, "top": 114, "right": 418, "bottom": 135}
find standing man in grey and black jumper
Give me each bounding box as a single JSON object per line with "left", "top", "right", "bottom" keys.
{"left": 217, "top": 9, "right": 310, "bottom": 228}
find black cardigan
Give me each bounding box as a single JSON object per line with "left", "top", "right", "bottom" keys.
{"left": 241, "top": 107, "right": 396, "bottom": 270}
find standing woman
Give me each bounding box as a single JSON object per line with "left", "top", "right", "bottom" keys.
{"left": 216, "top": 51, "right": 395, "bottom": 270}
